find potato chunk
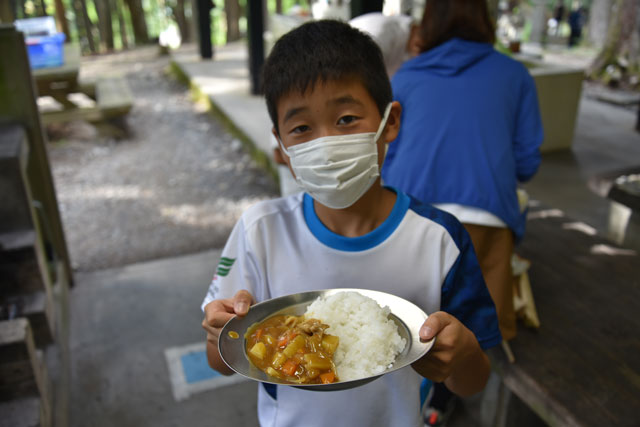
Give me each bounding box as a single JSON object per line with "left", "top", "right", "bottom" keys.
{"left": 283, "top": 335, "right": 305, "bottom": 358}
{"left": 249, "top": 342, "right": 267, "bottom": 360}
{"left": 303, "top": 353, "right": 332, "bottom": 370}
{"left": 321, "top": 335, "right": 339, "bottom": 354}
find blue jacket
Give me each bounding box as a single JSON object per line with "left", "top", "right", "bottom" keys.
{"left": 382, "top": 38, "right": 543, "bottom": 241}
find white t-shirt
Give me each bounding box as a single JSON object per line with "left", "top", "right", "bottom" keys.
{"left": 202, "top": 189, "right": 501, "bottom": 427}
{"left": 433, "top": 203, "right": 508, "bottom": 228}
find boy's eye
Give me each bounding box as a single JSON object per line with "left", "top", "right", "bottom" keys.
{"left": 291, "top": 125, "right": 310, "bottom": 134}
{"left": 337, "top": 115, "right": 358, "bottom": 125}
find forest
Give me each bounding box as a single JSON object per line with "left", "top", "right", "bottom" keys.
{"left": 0, "top": 0, "right": 639, "bottom": 87}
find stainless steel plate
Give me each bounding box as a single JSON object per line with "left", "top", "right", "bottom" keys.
{"left": 218, "top": 288, "right": 435, "bottom": 391}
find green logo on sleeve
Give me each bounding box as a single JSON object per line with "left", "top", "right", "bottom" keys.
{"left": 216, "top": 257, "right": 236, "bottom": 277}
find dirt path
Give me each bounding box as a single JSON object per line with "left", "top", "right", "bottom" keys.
{"left": 47, "top": 47, "right": 279, "bottom": 272}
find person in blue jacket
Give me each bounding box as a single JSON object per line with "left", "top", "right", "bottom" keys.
{"left": 381, "top": 0, "right": 543, "bottom": 424}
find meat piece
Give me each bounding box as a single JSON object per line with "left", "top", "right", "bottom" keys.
{"left": 297, "top": 318, "right": 329, "bottom": 335}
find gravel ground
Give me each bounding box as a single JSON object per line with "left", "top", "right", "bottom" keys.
{"left": 47, "top": 47, "right": 279, "bottom": 272}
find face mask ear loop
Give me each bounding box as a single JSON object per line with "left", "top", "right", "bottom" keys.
{"left": 374, "top": 103, "right": 393, "bottom": 144}
{"left": 277, "top": 135, "right": 292, "bottom": 158}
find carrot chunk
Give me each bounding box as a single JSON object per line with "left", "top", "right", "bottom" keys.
{"left": 319, "top": 372, "right": 335, "bottom": 384}
{"left": 281, "top": 359, "right": 299, "bottom": 376}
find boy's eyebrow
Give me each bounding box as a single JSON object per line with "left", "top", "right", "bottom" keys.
{"left": 282, "top": 95, "right": 365, "bottom": 124}
{"left": 283, "top": 106, "right": 309, "bottom": 124}
{"left": 329, "top": 95, "right": 365, "bottom": 108}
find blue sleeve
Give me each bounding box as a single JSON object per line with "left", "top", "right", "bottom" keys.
{"left": 513, "top": 71, "right": 543, "bottom": 183}
{"left": 440, "top": 223, "right": 502, "bottom": 350}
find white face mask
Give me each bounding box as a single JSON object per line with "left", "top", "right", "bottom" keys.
{"left": 278, "top": 103, "right": 392, "bottom": 209}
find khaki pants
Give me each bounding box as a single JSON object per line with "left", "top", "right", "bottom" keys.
{"left": 463, "top": 224, "right": 517, "bottom": 341}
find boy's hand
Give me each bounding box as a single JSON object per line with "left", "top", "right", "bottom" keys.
{"left": 412, "top": 311, "right": 490, "bottom": 396}
{"left": 202, "top": 289, "right": 255, "bottom": 340}
{"left": 202, "top": 290, "right": 255, "bottom": 374}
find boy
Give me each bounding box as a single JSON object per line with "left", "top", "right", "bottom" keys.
{"left": 202, "top": 20, "right": 501, "bottom": 427}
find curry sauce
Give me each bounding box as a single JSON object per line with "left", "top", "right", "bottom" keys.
{"left": 245, "top": 314, "right": 339, "bottom": 384}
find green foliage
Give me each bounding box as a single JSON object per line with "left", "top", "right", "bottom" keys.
{"left": 266, "top": 0, "right": 305, "bottom": 14}
{"left": 520, "top": 20, "right": 532, "bottom": 43}
{"left": 211, "top": 0, "right": 227, "bottom": 45}
{"left": 494, "top": 39, "right": 512, "bottom": 56}
{"left": 32, "top": 0, "right": 306, "bottom": 51}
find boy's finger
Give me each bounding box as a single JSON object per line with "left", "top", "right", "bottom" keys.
{"left": 204, "top": 299, "right": 234, "bottom": 326}
{"left": 205, "top": 298, "right": 234, "bottom": 314}
{"left": 208, "top": 311, "right": 236, "bottom": 329}
{"left": 419, "top": 311, "right": 451, "bottom": 340}
{"left": 233, "top": 290, "right": 255, "bottom": 316}
{"left": 202, "top": 319, "right": 218, "bottom": 336}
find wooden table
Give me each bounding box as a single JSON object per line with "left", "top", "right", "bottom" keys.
{"left": 489, "top": 208, "right": 640, "bottom": 426}
{"left": 32, "top": 43, "right": 82, "bottom": 110}
{"left": 30, "top": 43, "right": 132, "bottom": 135}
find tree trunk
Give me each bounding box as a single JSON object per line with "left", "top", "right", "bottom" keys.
{"left": 95, "top": 0, "right": 115, "bottom": 51}
{"left": 36, "top": 0, "right": 48, "bottom": 16}
{"left": 12, "top": 0, "right": 25, "bottom": 19}
{"left": 529, "top": 0, "right": 548, "bottom": 45}
{"left": 115, "top": 0, "right": 129, "bottom": 48}
{"left": 53, "top": 0, "right": 71, "bottom": 39}
{"left": 588, "top": 0, "right": 640, "bottom": 85}
{"left": 589, "top": 0, "right": 613, "bottom": 49}
{"left": 486, "top": 0, "right": 499, "bottom": 24}
{"left": 171, "top": 0, "right": 191, "bottom": 43}
{"left": 276, "top": 0, "right": 283, "bottom": 14}
{"left": 75, "top": 0, "right": 97, "bottom": 53}
{"left": 71, "top": 0, "right": 87, "bottom": 48}
{"left": 225, "top": 0, "right": 241, "bottom": 42}
{"left": 124, "top": 0, "right": 150, "bottom": 45}
{"left": 0, "top": 1, "right": 14, "bottom": 22}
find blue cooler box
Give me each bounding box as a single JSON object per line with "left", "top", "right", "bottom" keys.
{"left": 25, "top": 32, "right": 66, "bottom": 69}
{"left": 15, "top": 17, "right": 66, "bottom": 69}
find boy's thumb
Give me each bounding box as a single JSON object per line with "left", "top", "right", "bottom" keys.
{"left": 419, "top": 311, "right": 450, "bottom": 341}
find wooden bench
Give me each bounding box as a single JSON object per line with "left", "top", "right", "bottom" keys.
{"left": 94, "top": 76, "right": 133, "bottom": 119}
{"left": 484, "top": 206, "right": 640, "bottom": 427}
{"left": 39, "top": 76, "right": 133, "bottom": 137}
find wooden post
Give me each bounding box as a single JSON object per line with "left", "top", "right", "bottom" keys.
{"left": 194, "top": 0, "right": 214, "bottom": 58}
{"left": 0, "top": 24, "right": 74, "bottom": 288}
{"left": 350, "top": 0, "right": 383, "bottom": 18}
{"left": 247, "top": 0, "right": 264, "bottom": 94}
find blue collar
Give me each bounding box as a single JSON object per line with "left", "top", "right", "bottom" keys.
{"left": 303, "top": 187, "right": 410, "bottom": 252}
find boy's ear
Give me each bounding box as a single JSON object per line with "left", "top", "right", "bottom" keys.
{"left": 273, "top": 147, "right": 287, "bottom": 165}
{"left": 272, "top": 127, "right": 288, "bottom": 165}
{"left": 382, "top": 101, "right": 402, "bottom": 144}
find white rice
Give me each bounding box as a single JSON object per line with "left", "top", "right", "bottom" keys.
{"left": 304, "top": 291, "right": 406, "bottom": 381}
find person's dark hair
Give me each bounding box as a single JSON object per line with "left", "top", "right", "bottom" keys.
{"left": 262, "top": 19, "right": 392, "bottom": 135}
{"left": 417, "top": 0, "right": 496, "bottom": 53}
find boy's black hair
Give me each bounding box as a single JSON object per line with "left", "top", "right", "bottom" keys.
{"left": 262, "top": 19, "right": 392, "bottom": 135}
